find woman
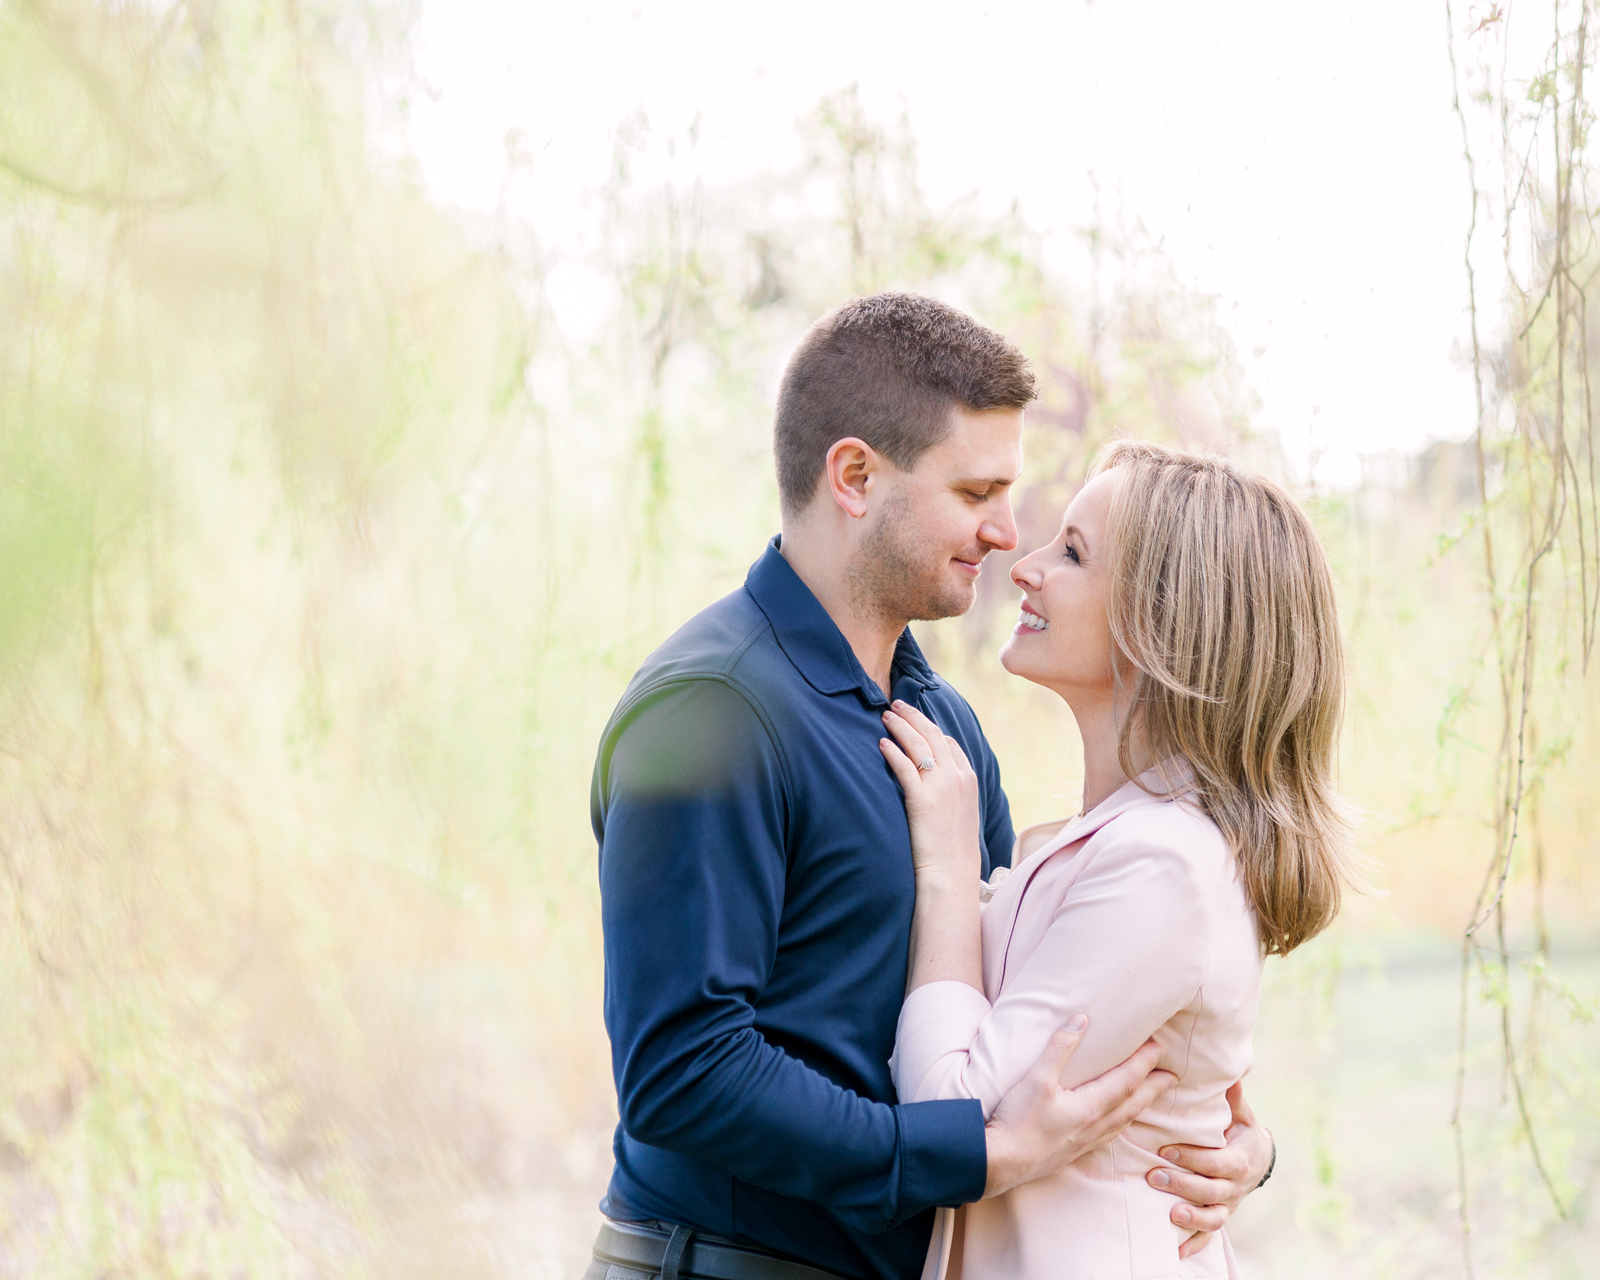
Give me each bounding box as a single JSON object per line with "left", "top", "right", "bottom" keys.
{"left": 878, "top": 440, "right": 1356, "bottom": 1280}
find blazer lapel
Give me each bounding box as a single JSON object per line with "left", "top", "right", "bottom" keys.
{"left": 1007, "top": 762, "right": 1198, "bottom": 872}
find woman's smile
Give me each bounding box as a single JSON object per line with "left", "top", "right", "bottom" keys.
{"left": 1015, "top": 600, "right": 1049, "bottom": 633}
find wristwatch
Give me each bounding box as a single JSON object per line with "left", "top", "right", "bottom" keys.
{"left": 1255, "top": 1132, "right": 1277, "bottom": 1189}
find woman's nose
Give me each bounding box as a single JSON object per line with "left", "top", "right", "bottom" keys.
{"left": 1011, "top": 551, "right": 1043, "bottom": 590}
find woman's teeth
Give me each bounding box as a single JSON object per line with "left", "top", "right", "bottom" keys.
{"left": 1019, "top": 612, "right": 1049, "bottom": 631}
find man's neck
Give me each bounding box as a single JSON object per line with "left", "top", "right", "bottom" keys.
{"left": 778, "top": 530, "right": 904, "bottom": 699}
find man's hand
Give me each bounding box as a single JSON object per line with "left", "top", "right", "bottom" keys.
{"left": 1146, "top": 1081, "right": 1273, "bottom": 1259}
{"left": 983, "top": 1017, "right": 1174, "bottom": 1199}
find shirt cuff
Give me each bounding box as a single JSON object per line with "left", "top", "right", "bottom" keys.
{"left": 895, "top": 1097, "right": 989, "bottom": 1218}
{"left": 892, "top": 980, "right": 993, "bottom": 1103}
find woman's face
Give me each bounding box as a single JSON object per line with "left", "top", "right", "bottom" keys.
{"left": 999, "top": 471, "right": 1120, "bottom": 701}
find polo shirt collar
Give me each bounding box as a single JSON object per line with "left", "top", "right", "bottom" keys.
{"left": 745, "top": 536, "right": 941, "bottom": 703}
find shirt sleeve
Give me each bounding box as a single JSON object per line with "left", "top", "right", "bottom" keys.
{"left": 891, "top": 821, "right": 1211, "bottom": 1114}
{"left": 594, "top": 678, "right": 988, "bottom": 1231}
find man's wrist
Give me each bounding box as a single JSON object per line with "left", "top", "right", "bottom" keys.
{"left": 982, "top": 1121, "right": 1023, "bottom": 1199}
{"left": 897, "top": 1097, "right": 990, "bottom": 1217}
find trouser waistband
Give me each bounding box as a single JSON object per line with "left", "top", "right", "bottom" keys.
{"left": 590, "top": 1217, "right": 848, "bottom": 1280}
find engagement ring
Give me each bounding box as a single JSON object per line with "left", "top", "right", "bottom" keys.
{"left": 917, "top": 758, "right": 936, "bottom": 772}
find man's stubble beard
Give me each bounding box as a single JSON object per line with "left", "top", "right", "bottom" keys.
{"left": 847, "top": 488, "right": 977, "bottom": 628}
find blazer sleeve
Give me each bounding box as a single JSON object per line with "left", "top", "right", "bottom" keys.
{"left": 597, "top": 678, "right": 988, "bottom": 1231}
{"left": 891, "top": 814, "right": 1214, "bottom": 1114}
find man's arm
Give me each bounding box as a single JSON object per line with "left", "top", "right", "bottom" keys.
{"left": 1147, "top": 1082, "right": 1275, "bottom": 1259}
{"left": 596, "top": 679, "right": 987, "bottom": 1233}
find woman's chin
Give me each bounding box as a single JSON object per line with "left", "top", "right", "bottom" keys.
{"left": 999, "top": 637, "right": 1061, "bottom": 692}
{"left": 998, "top": 637, "right": 1035, "bottom": 679}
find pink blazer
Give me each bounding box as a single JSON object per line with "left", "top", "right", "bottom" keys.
{"left": 890, "top": 764, "right": 1263, "bottom": 1280}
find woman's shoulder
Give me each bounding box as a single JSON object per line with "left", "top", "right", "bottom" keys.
{"left": 1093, "top": 792, "right": 1233, "bottom": 874}
{"left": 1086, "top": 800, "right": 1253, "bottom": 949}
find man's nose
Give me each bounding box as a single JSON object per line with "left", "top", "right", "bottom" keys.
{"left": 980, "top": 499, "right": 1019, "bottom": 553}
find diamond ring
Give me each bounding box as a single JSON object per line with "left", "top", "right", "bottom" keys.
{"left": 918, "top": 757, "right": 936, "bottom": 772}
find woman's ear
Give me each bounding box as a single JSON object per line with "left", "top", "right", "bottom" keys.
{"left": 823, "top": 437, "right": 881, "bottom": 519}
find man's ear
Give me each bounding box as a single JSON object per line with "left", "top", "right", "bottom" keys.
{"left": 823, "top": 437, "right": 882, "bottom": 520}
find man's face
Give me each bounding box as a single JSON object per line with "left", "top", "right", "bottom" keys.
{"left": 848, "top": 406, "right": 1024, "bottom": 623}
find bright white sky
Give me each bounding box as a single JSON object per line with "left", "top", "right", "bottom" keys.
{"left": 407, "top": 0, "right": 1480, "bottom": 486}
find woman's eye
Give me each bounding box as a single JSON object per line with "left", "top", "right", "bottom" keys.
{"left": 1064, "top": 543, "right": 1081, "bottom": 564}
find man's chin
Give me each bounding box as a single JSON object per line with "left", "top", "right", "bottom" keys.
{"left": 909, "top": 580, "right": 978, "bottom": 623}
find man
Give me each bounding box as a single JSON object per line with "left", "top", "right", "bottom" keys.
{"left": 588, "top": 295, "right": 1273, "bottom": 1280}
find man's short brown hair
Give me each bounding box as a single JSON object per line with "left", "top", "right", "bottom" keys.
{"left": 773, "top": 293, "right": 1036, "bottom": 515}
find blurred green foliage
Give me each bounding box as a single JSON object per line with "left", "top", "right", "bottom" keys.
{"left": 0, "top": 2, "right": 1595, "bottom": 1278}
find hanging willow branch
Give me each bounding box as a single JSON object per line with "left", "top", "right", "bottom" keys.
{"left": 1444, "top": 1, "right": 1600, "bottom": 1271}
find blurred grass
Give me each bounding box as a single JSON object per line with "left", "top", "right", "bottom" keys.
{"left": 0, "top": 3, "right": 1596, "bottom": 1278}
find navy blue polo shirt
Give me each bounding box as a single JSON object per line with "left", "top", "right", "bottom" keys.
{"left": 591, "top": 537, "right": 1015, "bottom": 1280}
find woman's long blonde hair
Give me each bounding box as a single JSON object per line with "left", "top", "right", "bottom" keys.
{"left": 1095, "top": 439, "right": 1357, "bottom": 955}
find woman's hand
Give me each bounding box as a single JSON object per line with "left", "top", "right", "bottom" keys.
{"left": 881, "top": 700, "right": 985, "bottom": 995}
{"left": 879, "top": 700, "right": 982, "bottom": 886}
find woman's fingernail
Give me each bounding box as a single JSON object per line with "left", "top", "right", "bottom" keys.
{"left": 1067, "top": 1013, "right": 1088, "bottom": 1032}
{"left": 1174, "top": 1207, "right": 1191, "bottom": 1225}
{"left": 1149, "top": 1170, "right": 1170, "bottom": 1188}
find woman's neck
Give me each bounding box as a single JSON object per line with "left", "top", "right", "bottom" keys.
{"left": 1068, "top": 691, "right": 1134, "bottom": 815}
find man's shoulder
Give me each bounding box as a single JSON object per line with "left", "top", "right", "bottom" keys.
{"left": 623, "top": 584, "right": 788, "bottom": 699}
{"left": 607, "top": 585, "right": 800, "bottom": 740}
{"left": 592, "top": 586, "right": 794, "bottom": 822}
